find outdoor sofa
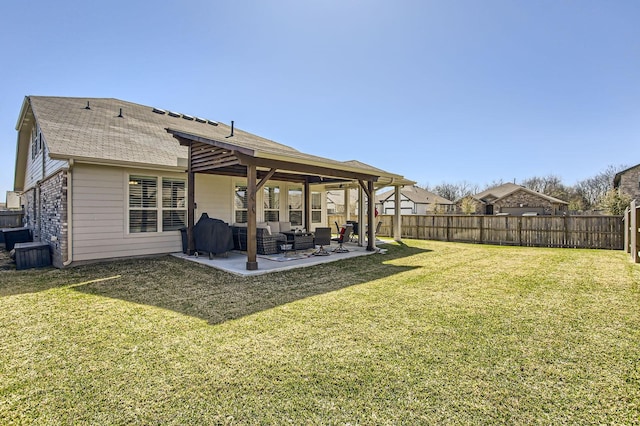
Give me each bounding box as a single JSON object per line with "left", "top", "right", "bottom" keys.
{"left": 231, "top": 221, "right": 292, "bottom": 255}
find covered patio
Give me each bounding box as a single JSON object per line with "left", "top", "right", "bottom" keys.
{"left": 167, "top": 127, "right": 412, "bottom": 272}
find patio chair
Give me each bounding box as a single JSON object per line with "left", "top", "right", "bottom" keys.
{"left": 365, "top": 221, "right": 382, "bottom": 239}
{"left": 312, "top": 227, "right": 332, "bottom": 256}
{"left": 331, "top": 224, "right": 352, "bottom": 253}
{"left": 346, "top": 220, "right": 358, "bottom": 242}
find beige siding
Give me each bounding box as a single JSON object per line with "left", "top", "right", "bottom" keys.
{"left": 43, "top": 136, "right": 68, "bottom": 178}
{"left": 71, "top": 164, "right": 183, "bottom": 262}
{"left": 23, "top": 129, "right": 68, "bottom": 190}
{"left": 194, "top": 174, "right": 234, "bottom": 223}
{"left": 24, "top": 131, "right": 43, "bottom": 189}
{"left": 70, "top": 164, "right": 329, "bottom": 262}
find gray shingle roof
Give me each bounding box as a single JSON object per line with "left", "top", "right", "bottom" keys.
{"left": 472, "top": 182, "right": 568, "bottom": 204}
{"left": 376, "top": 185, "right": 454, "bottom": 204}
{"left": 28, "top": 96, "right": 301, "bottom": 169}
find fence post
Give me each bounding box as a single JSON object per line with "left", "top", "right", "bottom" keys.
{"left": 631, "top": 200, "right": 638, "bottom": 263}
{"left": 517, "top": 217, "right": 522, "bottom": 246}
{"left": 624, "top": 207, "right": 630, "bottom": 254}
{"left": 635, "top": 204, "right": 640, "bottom": 263}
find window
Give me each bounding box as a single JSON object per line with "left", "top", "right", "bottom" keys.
{"left": 128, "top": 175, "right": 186, "bottom": 233}
{"left": 288, "top": 187, "right": 303, "bottom": 226}
{"left": 311, "top": 192, "right": 322, "bottom": 223}
{"left": 129, "top": 176, "right": 158, "bottom": 233}
{"left": 234, "top": 184, "right": 248, "bottom": 223}
{"left": 263, "top": 185, "right": 280, "bottom": 222}
{"left": 31, "top": 126, "right": 39, "bottom": 160}
{"left": 162, "top": 178, "right": 186, "bottom": 231}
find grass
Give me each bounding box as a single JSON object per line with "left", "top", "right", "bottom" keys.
{"left": 1, "top": 240, "right": 639, "bottom": 424}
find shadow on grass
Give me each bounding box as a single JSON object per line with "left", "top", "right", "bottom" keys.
{"left": 0, "top": 248, "right": 82, "bottom": 296}
{"left": 61, "top": 241, "right": 429, "bottom": 325}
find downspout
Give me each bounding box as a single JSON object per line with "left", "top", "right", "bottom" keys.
{"left": 63, "top": 159, "right": 74, "bottom": 266}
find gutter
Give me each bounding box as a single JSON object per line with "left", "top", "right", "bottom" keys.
{"left": 63, "top": 159, "right": 74, "bottom": 266}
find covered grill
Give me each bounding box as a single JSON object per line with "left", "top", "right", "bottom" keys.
{"left": 192, "top": 213, "right": 234, "bottom": 258}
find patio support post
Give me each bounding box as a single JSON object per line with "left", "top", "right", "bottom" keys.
{"left": 343, "top": 188, "right": 350, "bottom": 223}
{"left": 186, "top": 143, "right": 195, "bottom": 256}
{"left": 304, "top": 177, "right": 310, "bottom": 231}
{"left": 394, "top": 185, "right": 402, "bottom": 241}
{"left": 358, "top": 185, "right": 365, "bottom": 246}
{"left": 246, "top": 164, "right": 258, "bottom": 270}
{"left": 367, "top": 179, "right": 376, "bottom": 251}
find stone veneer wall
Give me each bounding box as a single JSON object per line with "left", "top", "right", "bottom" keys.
{"left": 494, "top": 190, "right": 556, "bottom": 215}
{"left": 20, "top": 170, "right": 67, "bottom": 268}
{"left": 618, "top": 166, "right": 640, "bottom": 202}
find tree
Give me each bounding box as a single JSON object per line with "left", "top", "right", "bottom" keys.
{"left": 432, "top": 181, "right": 479, "bottom": 202}
{"left": 600, "top": 189, "right": 630, "bottom": 215}
{"left": 521, "top": 175, "right": 569, "bottom": 200}
{"left": 575, "top": 164, "right": 628, "bottom": 210}
{"left": 460, "top": 196, "right": 476, "bottom": 215}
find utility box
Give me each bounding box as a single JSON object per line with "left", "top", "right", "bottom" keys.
{"left": 2, "top": 227, "right": 32, "bottom": 251}
{"left": 14, "top": 242, "right": 51, "bottom": 270}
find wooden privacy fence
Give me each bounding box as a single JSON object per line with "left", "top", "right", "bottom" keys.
{"left": 623, "top": 201, "right": 640, "bottom": 262}
{"left": 0, "top": 210, "right": 23, "bottom": 228}
{"left": 378, "top": 214, "right": 624, "bottom": 250}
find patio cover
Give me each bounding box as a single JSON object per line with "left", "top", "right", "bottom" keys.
{"left": 167, "top": 128, "right": 412, "bottom": 270}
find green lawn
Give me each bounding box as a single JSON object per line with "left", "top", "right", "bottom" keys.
{"left": 1, "top": 240, "right": 639, "bottom": 424}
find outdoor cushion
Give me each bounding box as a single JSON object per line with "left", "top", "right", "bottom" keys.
{"left": 279, "top": 222, "right": 292, "bottom": 232}
{"left": 257, "top": 222, "right": 271, "bottom": 235}
{"left": 268, "top": 221, "right": 280, "bottom": 233}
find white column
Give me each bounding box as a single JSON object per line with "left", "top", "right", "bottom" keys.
{"left": 394, "top": 185, "right": 402, "bottom": 241}
{"left": 358, "top": 185, "right": 365, "bottom": 246}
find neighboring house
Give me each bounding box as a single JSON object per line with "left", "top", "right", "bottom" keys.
{"left": 13, "top": 96, "right": 411, "bottom": 268}
{"left": 614, "top": 164, "right": 640, "bottom": 201}
{"left": 5, "top": 191, "right": 20, "bottom": 209}
{"left": 464, "top": 183, "right": 569, "bottom": 215}
{"left": 376, "top": 185, "right": 455, "bottom": 214}
{"left": 326, "top": 189, "right": 359, "bottom": 215}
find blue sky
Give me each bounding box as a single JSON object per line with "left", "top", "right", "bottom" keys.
{"left": 1, "top": 0, "right": 638, "bottom": 200}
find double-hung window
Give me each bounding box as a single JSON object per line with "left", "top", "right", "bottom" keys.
{"left": 161, "top": 178, "right": 186, "bottom": 231}
{"left": 288, "top": 187, "right": 302, "bottom": 226}
{"left": 128, "top": 175, "right": 186, "bottom": 233}
{"left": 234, "top": 184, "right": 248, "bottom": 223}
{"left": 311, "top": 192, "right": 322, "bottom": 223}
{"left": 31, "top": 126, "right": 40, "bottom": 160}
{"left": 263, "top": 185, "right": 280, "bottom": 222}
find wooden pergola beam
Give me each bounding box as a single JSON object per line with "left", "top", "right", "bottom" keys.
{"left": 236, "top": 153, "right": 379, "bottom": 182}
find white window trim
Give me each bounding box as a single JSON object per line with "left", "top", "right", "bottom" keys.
{"left": 127, "top": 174, "right": 187, "bottom": 234}
{"left": 288, "top": 186, "right": 303, "bottom": 226}
{"left": 263, "top": 184, "right": 281, "bottom": 222}
{"left": 233, "top": 181, "right": 248, "bottom": 224}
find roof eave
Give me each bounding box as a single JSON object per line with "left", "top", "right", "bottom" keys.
{"left": 49, "top": 153, "right": 187, "bottom": 173}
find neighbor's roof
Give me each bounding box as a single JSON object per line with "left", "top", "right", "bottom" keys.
{"left": 472, "top": 182, "right": 569, "bottom": 204}
{"left": 613, "top": 163, "right": 640, "bottom": 187}
{"left": 17, "top": 96, "right": 411, "bottom": 184}
{"left": 376, "top": 185, "right": 454, "bottom": 205}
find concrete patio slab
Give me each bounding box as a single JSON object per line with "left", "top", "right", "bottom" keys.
{"left": 172, "top": 240, "right": 387, "bottom": 276}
